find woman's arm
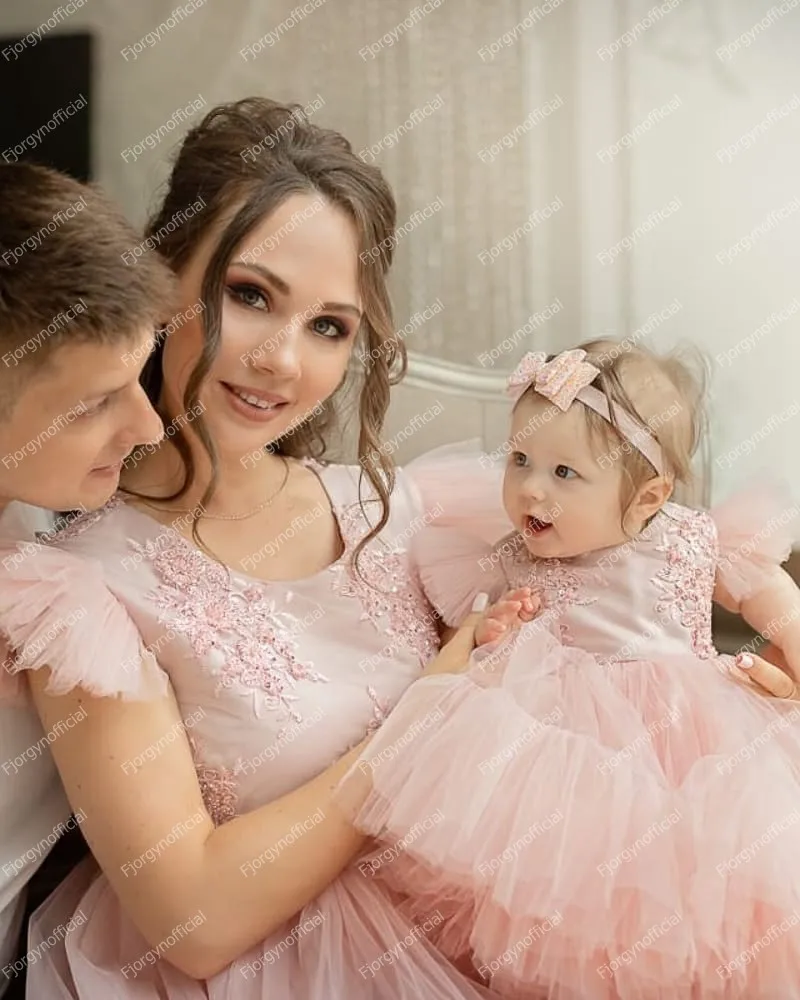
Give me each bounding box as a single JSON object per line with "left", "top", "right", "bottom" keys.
{"left": 27, "top": 617, "right": 479, "bottom": 981}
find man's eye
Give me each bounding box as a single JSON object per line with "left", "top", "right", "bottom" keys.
{"left": 79, "top": 398, "right": 110, "bottom": 417}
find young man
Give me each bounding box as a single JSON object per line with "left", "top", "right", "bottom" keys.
{"left": 0, "top": 162, "right": 174, "bottom": 997}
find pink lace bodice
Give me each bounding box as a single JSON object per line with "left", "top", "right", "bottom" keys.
{"left": 499, "top": 502, "right": 719, "bottom": 663}
{"left": 48, "top": 462, "right": 439, "bottom": 824}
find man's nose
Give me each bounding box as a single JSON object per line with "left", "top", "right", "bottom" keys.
{"left": 121, "top": 384, "right": 164, "bottom": 451}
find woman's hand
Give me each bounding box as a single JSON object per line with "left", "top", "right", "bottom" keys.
{"left": 422, "top": 614, "right": 480, "bottom": 676}
{"left": 733, "top": 647, "right": 799, "bottom": 699}
{"left": 423, "top": 593, "right": 506, "bottom": 677}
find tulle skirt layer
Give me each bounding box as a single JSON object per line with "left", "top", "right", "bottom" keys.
{"left": 339, "top": 623, "right": 800, "bottom": 999}
{"left": 24, "top": 856, "right": 502, "bottom": 999}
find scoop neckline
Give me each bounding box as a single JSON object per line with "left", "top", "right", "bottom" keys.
{"left": 116, "top": 459, "right": 350, "bottom": 586}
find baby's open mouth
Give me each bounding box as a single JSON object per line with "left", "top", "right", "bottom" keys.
{"left": 525, "top": 516, "right": 552, "bottom": 535}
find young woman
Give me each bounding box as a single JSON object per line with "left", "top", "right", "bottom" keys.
{"left": 0, "top": 97, "right": 494, "bottom": 999}
{"left": 0, "top": 99, "right": 794, "bottom": 998}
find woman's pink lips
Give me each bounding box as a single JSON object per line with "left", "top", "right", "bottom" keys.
{"left": 221, "top": 381, "right": 290, "bottom": 406}
{"left": 220, "top": 381, "right": 290, "bottom": 423}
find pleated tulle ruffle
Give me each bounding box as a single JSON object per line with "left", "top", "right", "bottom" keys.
{"left": 338, "top": 622, "right": 800, "bottom": 998}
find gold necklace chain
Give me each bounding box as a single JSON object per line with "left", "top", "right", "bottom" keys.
{"left": 135, "top": 456, "right": 290, "bottom": 522}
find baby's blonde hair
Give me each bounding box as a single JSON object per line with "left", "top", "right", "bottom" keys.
{"left": 525, "top": 338, "right": 708, "bottom": 507}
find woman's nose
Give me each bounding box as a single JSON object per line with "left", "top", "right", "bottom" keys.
{"left": 251, "top": 323, "right": 302, "bottom": 379}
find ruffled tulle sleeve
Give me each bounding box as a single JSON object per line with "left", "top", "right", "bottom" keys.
{"left": 0, "top": 541, "right": 169, "bottom": 701}
{"left": 712, "top": 484, "right": 796, "bottom": 603}
{"left": 402, "top": 441, "right": 514, "bottom": 626}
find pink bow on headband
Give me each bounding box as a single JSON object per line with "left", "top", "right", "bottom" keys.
{"left": 506, "top": 349, "right": 600, "bottom": 409}
{"left": 504, "top": 347, "right": 666, "bottom": 474}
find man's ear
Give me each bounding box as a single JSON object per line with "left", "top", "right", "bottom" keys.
{"left": 623, "top": 476, "right": 673, "bottom": 533}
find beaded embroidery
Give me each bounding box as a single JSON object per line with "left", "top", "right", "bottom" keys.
{"left": 365, "top": 685, "right": 390, "bottom": 734}
{"left": 45, "top": 496, "right": 126, "bottom": 544}
{"left": 652, "top": 504, "right": 717, "bottom": 659}
{"left": 189, "top": 736, "right": 239, "bottom": 826}
{"left": 500, "top": 537, "right": 598, "bottom": 618}
{"left": 328, "top": 499, "right": 439, "bottom": 667}
{"left": 129, "top": 533, "right": 327, "bottom": 722}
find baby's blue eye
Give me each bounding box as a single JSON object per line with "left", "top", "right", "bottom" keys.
{"left": 554, "top": 464, "right": 577, "bottom": 479}
{"left": 511, "top": 451, "right": 528, "bottom": 467}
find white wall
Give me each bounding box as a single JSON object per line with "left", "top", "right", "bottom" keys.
{"left": 623, "top": 0, "right": 800, "bottom": 507}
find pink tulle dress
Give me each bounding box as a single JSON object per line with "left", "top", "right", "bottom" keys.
{"left": 338, "top": 446, "right": 800, "bottom": 999}
{"left": 0, "top": 456, "right": 500, "bottom": 999}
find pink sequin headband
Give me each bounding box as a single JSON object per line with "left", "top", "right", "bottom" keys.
{"left": 506, "top": 349, "right": 665, "bottom": 474}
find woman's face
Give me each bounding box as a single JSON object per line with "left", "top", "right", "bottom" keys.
{"left": 160, "top": 192, "right": 363, "bottom": 463}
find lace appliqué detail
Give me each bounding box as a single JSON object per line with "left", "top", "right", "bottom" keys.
{"left": 559, "top": 623, "right": 577, "bottom": 647}
{"left": 0, "top": 633, "right": 27, "bottom": 702}
{"left": 189, "top": 736, "right": 239, "bottom": 826}
{"left": 131, "top": 533, "right": 327, "bottom": 722}
{"left": 500, "top": 536, "right": 598, "bottom": 619}
{"left": 45, "top": 496, "right": 126, "bottom": 544}
{"left": 329, "top": 502, "right": 439, "bottom": 666}
{"left": 653, "top": 505, "right": 716, "bottom": 659}
{"left": 365, "top": 685, "right": 390, "bottom": 735}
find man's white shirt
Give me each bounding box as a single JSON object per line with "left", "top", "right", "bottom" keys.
{"left": 0, "top": 503, "right": 70, "bottom": 992}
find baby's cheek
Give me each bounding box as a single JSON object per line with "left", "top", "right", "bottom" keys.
{"left": 501, "top": 475, "right": 521, "bottom": 520}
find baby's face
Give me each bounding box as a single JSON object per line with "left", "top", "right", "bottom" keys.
{"left": 502, "top": 394, "right": 630, "bottom": 560}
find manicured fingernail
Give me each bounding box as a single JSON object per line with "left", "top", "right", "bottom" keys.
{"left": 472, "top": 592, "right": 489, "bottom": 612}
{"left": 736, "top": 653, "right": 754, "bottom": 669}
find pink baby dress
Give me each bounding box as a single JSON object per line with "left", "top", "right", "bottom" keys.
{"left": 0, "top": 456, "right": 501, "bottom": 999}
{"left": 340, "top": 445, "right": 800, "bottom": 1000}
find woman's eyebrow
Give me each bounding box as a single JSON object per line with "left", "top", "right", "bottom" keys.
{"left": 318, "top": 301, "right": 362, "bottom": 320}
{"left": 232, "top": 260, "right": 362, "bottom": 319}
{"left": 234, "top": 261, "right": 290, "bottom": 294}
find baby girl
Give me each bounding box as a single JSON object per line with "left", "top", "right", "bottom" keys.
{"left": 342, "top": 340, "right": 800, "bottom": 999}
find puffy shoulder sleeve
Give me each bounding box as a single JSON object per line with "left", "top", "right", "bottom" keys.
{"left": 712, "top": 484, "right": 795, "bottom": 602}
{"left": 399, "top": 442, "right": 513, "bottom": 626}
{"left": 0, "top": 541, "right": 169, "bottom": 700}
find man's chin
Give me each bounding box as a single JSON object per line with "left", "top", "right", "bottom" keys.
{"left": 50, "top": 477, "right": 120, "bottom": 515}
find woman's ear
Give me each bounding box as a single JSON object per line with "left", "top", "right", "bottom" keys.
{"left": 623, "top": 476, "right": 674, "bottom": 533}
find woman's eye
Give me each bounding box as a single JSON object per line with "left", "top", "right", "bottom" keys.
{"left": 554, "top": 464, "right": 577, "bottom": 480}
{"left": 229, "top": 284, "right": 269, "bottom": 310}
{"left": 311, "top": 316, "right": 347, "bottom": 339}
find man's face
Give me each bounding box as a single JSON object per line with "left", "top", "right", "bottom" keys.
{"left": 0, "top": 328, "right": 163, "bottom": 512}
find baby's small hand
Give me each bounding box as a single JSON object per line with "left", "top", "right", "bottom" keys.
{"left": 474, "top": 587, "right": 541, "bottom": 646}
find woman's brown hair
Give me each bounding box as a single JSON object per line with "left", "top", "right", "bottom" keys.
{"left": 134, "top": 97, "right": 402, "bottom": 565}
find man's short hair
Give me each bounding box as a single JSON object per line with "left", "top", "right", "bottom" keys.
{"left": 0, "top": 164, "right": 176, "bottom": 411}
